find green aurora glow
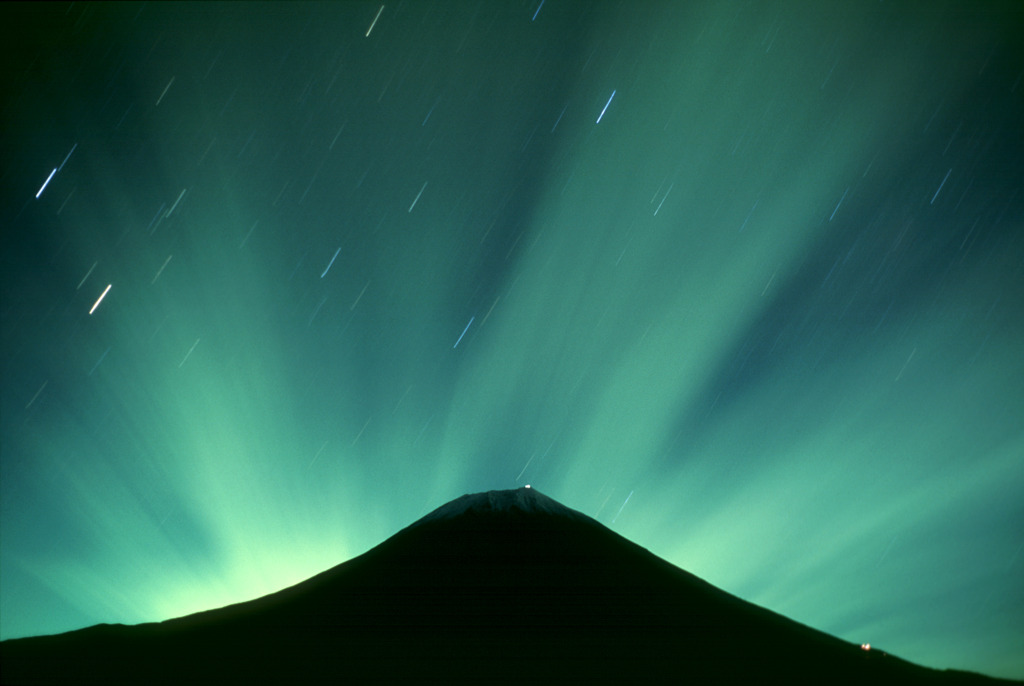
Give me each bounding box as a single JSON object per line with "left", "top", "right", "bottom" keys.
{"left": 2, "top": 2, "right": 1022, "bottom": 679}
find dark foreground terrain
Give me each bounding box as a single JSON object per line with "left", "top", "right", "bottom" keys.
{"left": 1, "top": 488, "right": 1016, "bottom": 685}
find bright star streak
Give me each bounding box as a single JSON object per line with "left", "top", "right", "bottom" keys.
{"left": 453, "top": 316, "right": 475, "bottom": 349}
{"left": 596, "top": 90, "right": 616, "bottom": 124}
{"left": 408, "top": 181, "right": 427, "bottom": 212}
{"left": 829, "top": 187, "right": 849, "bottom": 222}
{"left": 366, "top": 5, "right": 384, "bottom": 37}
{"left": 612, "top": 490, "right": 634, "bottom": 523}
{"left": 89, "top": 284, "right": 112, "bottom": 315}
{"left": 532, "top": 0, "right": 545, "bottom": 21}
{"left": 931, "top": 168, "right": 952, "bottom": 204}
{"left": 35, "top": 168, "right": 57, "bottom": 199}
{"left": 165, "top": 188, "right": 187, "bottom": 218}
{"left": 321, "top": 247, "right": 341, "bottom": 278}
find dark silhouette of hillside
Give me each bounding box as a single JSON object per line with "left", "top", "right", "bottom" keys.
{"left": 1, "top": 487, "right": 1016, "bottom": 685}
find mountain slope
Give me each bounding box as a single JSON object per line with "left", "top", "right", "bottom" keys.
{"left": 0, "top": 487, "right": 1014, "bottom": 685}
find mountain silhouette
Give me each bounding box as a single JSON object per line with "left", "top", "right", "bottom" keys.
{"left": 0, "top": 486, "right": 1015, "bottom": 685}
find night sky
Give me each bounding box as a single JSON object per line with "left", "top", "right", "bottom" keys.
{"left": 2, "top": 1, "right": 1022, "bottom": 679}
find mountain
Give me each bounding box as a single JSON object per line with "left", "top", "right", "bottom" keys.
{"left": 0, "top": 486, "right": 1015, "bottom": 685}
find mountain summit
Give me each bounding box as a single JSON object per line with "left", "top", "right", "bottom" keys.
{"left": 0, "top": 487, "right": 1012, "bottom": 685}
{"left": 409, "top": 484, "right": 595, "bottom": 526}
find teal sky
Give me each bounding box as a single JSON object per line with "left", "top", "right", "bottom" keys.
{"left": 2, "top": 2, "right": 1022, "bottom": 679}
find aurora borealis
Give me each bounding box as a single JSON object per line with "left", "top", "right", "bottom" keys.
{"left": 2, "top": 2, "right": 1022, "bottom": 679}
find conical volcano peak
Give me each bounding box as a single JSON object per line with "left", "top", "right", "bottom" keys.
{"left": 411, "top": 486, "right": 596, "bottom": 528}
{"left": 3, "top": 485, "right": 1015, "bottom": 685}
